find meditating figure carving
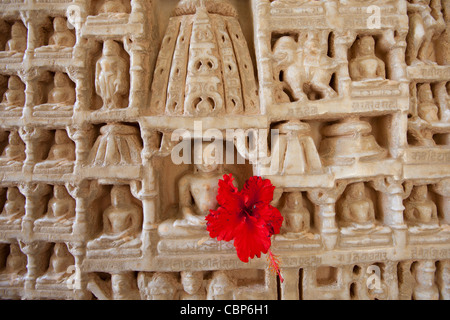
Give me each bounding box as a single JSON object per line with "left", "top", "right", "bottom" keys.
{"left": 35, "top": 73, "right": 75, "bottom": 112}
{"left": 36, "top": 243, "right": 74, "bottom": 284}
{"left": 87, "top": 185, "right": 142, "bottom": 250}
{"left": 417, "top": 83, "right": 439, "bottom": 123}
{"left": 281, "top": 192, "right": 310, "bottom": 236}
{"left": 34, "top": 130, "right": 75, "bottom": 170}
{"left": 36, "top": 17, "right": 75, "bottom": 52}
{"left": 95, "top": 40, "right": 129, "bottom": 110}
{"left": 35, "top": 186, "right": 75, "bottom": 227}
{"left": 0, "top": 244, "right": 27, "bottom": 285}
{"left": 339, "top": 183, "right": 376, "bottom": 231}
{"left": 404, "top": 185, "right": 439, "bottom": 230}
{"left": 0, "top": 131, "right": 25, "bottom": 168}
{"left": 0, "top": 188, "right": 25, "bottom": 224}
{"left": 4, "top": 22, "right": 27, "bottom": 54}
{"left": 349, "top": 36, "right": 386, "bottom": 82}
{"left": 0, "top": 76, "right": 25, "bottom": 111}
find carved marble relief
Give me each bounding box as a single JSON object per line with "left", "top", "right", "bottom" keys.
{"left": 0, "top": 0, "right": 448, "bottom": 300}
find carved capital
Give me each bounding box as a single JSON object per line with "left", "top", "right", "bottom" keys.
{"left": 18, "top": 183, "right": 51, "bottom": 199}
{"left": 18, "top": 241, "right": 51, "bottom": 256}
{"left": 18, "top": 126, "right": 51, "bottom": 143}
{"left": 307, "top": 181, "right": 347, "bottom": 205}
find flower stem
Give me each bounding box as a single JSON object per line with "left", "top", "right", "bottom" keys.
{"left": 267, "top": 249, "right": 284, "bottom": 283}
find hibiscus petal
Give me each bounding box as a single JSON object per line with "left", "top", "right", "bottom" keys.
{"left": 233, "top": 216, "right": 272, "bottom": 263}
{"left": 242, "top": 176, "right": 275, "bottom": 208}
{"left": 254, "top": 204, "right": 284, "bottom": 236}
{"left": 216, "top": 174, "right": 244, "bottom": 213}
{"left": 205, "top": 207, "right": 241, "bottom": 242}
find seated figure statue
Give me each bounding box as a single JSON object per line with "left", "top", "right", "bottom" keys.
{"left": 87, "top": 185, "right": 142, "bottom": 250}
{"left": 0, "top": 188, "right": 25, "bottom": 225}
{"left": 36, "top": 243, "right": 74, "bottom": 285}
{"left": 35, "top": 17, "right": 75, "bottom": 52}
{"left": 349, "top": 36, "right": 386, "bottom": 82}
{"left": 405, "top": 185, "right": 439, "bottom": 230}
{"left": 0, "top": 243, "right": 27, "bottom": 286}
{"left": 417, "top": 83, "right": 440, "bottom": 123}
{"left": 3, "top": 22, "right": 27, "bottom": 55}
{"left": 0, "top": 131, "right": 25, "bottom": 168}
{"left": 34, "top": 73, "right": 75, "bottom": 113}
{"left": 158, "top": 141, "right": 230, "bottom": 237}
{"left": 35, "top": 186, "right": 75, "bottom": 228}
{"left": 98, "top": 0, "right": 127, "bottom": 15}
{"left": 280, "top": 192, "right": 311, "bottom": 236}
{"left": 0, "top": 76, "right": 25, "bottom": 111}
{"left": 339, "top": 182, "right": 377, "bottom": 231}
{"left": 34, "top": 130, "right": 75, "bottom": 171}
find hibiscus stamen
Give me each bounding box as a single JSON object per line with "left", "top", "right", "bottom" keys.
{"left": 267, "top": 249, "right": 284, "bottom": 283}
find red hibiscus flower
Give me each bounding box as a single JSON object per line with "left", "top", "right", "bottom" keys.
{"left": 206, "top": 174, "right": 284, "bottom": 281}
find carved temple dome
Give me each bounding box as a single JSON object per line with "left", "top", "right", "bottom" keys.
{"left": 150, "top": 0, "right": 259, "bottom": 116}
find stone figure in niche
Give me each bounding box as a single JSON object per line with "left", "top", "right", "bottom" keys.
{"left": 88, "top": 124, "right": 142, "bottom": 167}
{"left": 158, "top": 141, "right": 228, "bottom": 237}
{"left": 0, "top": 188, "right": 25, "bottom": 224}
{"left": 138, "top": 272, "right": 179, "bottom": 300}
{"left": 34, "top": 130, "right": 75, "bottom": 170}
{"left": 406, "top": 0, "right": 445, "bottom": 66}
{"left": 36, "top": 17, "right": 75, "bottom": 52}
{"left": 0, "top": 76, "right": 25, "bottom": 111}
{"left": 0, "top": 131, "right": 25, "bottom": 168}
{"left": 273, "top": 35, "right": 337, "bottom": 102}
{"left": 35, "top": 186, "right": 75, "bottom": 227}
{"left": 4, "top": 22, "right": 27, "bottom": 54}
{"left": 35, "top": 73, "right": 76, "bottom": 112}
{"left": 180, "top": 271, "right": 206, "bottom": 300}
{"left": 207, "top": 271, "right": 236, "bottom": 300}
{"left": 98, "top": 0, "right": 127, "bottom": 15}
{"left": 36, "top": 243, "right": 74, "bottom": 284}
{"left": 0, "top": 243, "right": 27, "bottom": 285}
{"left": 349, "top": 36, "right": 386, "bottom": 82}
{"left": 302, "top": 34, "right": 338, "bottom": 100}
{"left": 281, "top": 192, "right": 310, "bottom": 236}
{"left": 339, "top": 182, "right": 376, "bottom": 231}
{"left": 404, "top": 185, "right": 439, "bottom": 230}
{"left": 87, "top": 185, "right": 142, "bottom": 250}
{"left": 417, "top": 83, "right": 439, "bottom": 123}
{"left": 95, "top": 40, "right": 129, "bottom": 110}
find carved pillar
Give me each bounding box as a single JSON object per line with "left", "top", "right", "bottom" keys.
{"left": 19, "top": 183, "right": 51, "bottom": 237}
{"left": 280, "top": 268, "right": 299, "bottom": 300}
{"left": 334, "top": 31, "right": 356, "bottom": 97}
{"left": 19, "top": 126, "right": 52, "bottom": 172}
{"left": 130, "top": 128, "right": 160, "bottom": 252}
{"left": 66, "top": 180, "right": 103, "bottom": 240}
{"left": 437, "top": 260, "right": 450, "bottom": 300}
{"left": 124, "top": 36, "right": 150, "bottom": 110}
{"left": 67, "top": 242, "right": 91, "bottom": 300}
{"left": 370, "top": 178, "right": 411, "bottom": 248}
{"left": 413, "top": 260, "right": 439, "bottom": 300}
{"left": 380, "top": 29, "right": 408, "bottom": 82}
{"left": 20, "top": 11, "right": 46, "bottom": 55}
{"left": 253, "top": 0, "right": 272, "bottom": 113}
{"left": 67, "top": 124, "right": 95, "bottom": 167}
{"left": 432, "top": 179, "right": 450, "bottom": 224}
{"left": 19, "top": 241, "right": 52, "bottom": 291}
{"left": 17, "top": 68, "right": 43, "bottom": 119}
{"left": 307, "top": 182, "right": 347, "bottom": 250}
